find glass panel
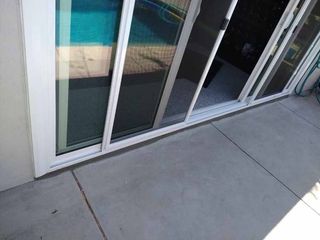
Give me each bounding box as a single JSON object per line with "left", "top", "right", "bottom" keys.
{"left": 162, "top": 0, "right": 289, "bottom": 125}
{"left": 250, "top": 0, "right": 305, "bottom": 96}
{"left": 161, "top": 0, "right": 235, "bottom": 125}
{"left": 56, "top": 0, "right": 122, "bottom": 154}
{"left": 258, "top": 0, "right": 320, "bottom": 97}
{"left": 111, "top": 0, "right": 191, "bottom": 140}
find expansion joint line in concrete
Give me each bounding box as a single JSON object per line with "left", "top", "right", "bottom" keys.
{"left": 210, "top": 122, "right": 320, "bottom": 217}
{"left": 71, "top": 171, "right": 109, "bottom": 240}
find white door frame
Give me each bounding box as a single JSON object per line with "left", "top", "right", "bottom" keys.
{"left": 287, "top": 33, "right": 320, "bottom": 92}
{"left": 21, "top": 0, "right": 56, "bottom": 176}
{"left": 22, "top": 0, "right": 319, "bottom": 177}
{"left": 237, "top": 0, "right": 303, "bottom": 101}
{"left": 101, "top": 0, "right": 136, "bottom": 151}
{"left": 152, "top": 0, "right": 237, "bottom": 127}
{"left": 249, "top": 0, "right": 312, "bottom": 102}
{"left": 101, "top": 0, "right": 202, "bottom": 146}
{"left": 184, "top": 0, "right": 239, "bottom": 121}
{"left": 21, "top": 0, "right": 201, "bottom": 176}
{"left": 183, "top": 0, "right": 302, "bottom": 118}
{"left": 152, "top": 0, "right": 203, "bottom": 128}
{"left": 256, "top": 0, "right": 317, "bottom": 97}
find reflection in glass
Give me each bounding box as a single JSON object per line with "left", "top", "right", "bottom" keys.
{"left": 161, "top": 0, "right": 235, "bottom": 125}
{"left": 162, "top": 0, "right": 289, "bottom": 126}
{"left": 56, "top": 0, "right": 122, "bottom": 154}
{"left": 258, "top": 0, "right": 320, "bottom": 97}
{"left": 112, "top": 0, "right": 191, "bottom": 140}
{"left": 250, "top": 0, "right": 305, "bottom": 95}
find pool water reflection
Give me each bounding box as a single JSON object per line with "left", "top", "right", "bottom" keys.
{"left": 55, "top": 0, "right": 190, "bottom": 154}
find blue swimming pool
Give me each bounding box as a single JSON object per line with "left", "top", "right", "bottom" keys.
{"left": 56, "top": 0, "right": 185, "bottom": 46}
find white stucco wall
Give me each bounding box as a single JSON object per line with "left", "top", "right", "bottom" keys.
{"left": 0, "top": 0, "right": 34, "bottom": 191}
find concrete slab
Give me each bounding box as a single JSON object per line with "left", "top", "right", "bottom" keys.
{"left": 214, "top": 103, "right": 320, "bottom": 214}
{"left": 74, "top": 124, "right": 319, "bottom": 240}
{"left": 0, "top": 172, "right": 103, "bottom": 240}
{"left": 280, "top": 95, "right": 320, "bottom": 129}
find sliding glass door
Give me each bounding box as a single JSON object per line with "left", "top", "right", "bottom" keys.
{"left": 111, "top": 0, "right": 192, "bottom": 140}
{"left": 55, "top": 0, "right": 313, "bottom": 156}
{"left": 158, "top": 0, "right": 237, "bottom": 126}
{"left": 25, "top": 0, "right": 320, "bottom": 175}
{"left": 181, "top": 0, "right": 292, "bottom": 114}
{"left": 157, "top": 0, "right": 304, "bottom": 124}
{"left": 55, "top": 0, "right": 244, "bottom": 150}
{"left": 257, "top": 0, "right": 320, "bottom": 97}
{"left": 56, "top": 0, "right": 199, "bottom": 151}
{"left": 56, "top": 0, "right": 123, "bottom": 154}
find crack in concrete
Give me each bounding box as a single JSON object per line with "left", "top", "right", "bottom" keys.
{"left": 71, "top": 171, "right": 108, "bottom": 240}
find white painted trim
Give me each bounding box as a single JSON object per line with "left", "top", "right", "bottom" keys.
{"left": 250, "top": 0, "right": 312, "bottom": 102}
{"left": 153, "top": 0, "right": 202, "bottom": 127}
{"left": 22, "top": 0, "right": 56, "bottom": 177}
{"left": 238, "top": 0, "right": 300, "bottom": 101}
{"left": 101, "top": 0, "right": 136, "bottom": 150}
{"left": 257, "top": 0, "right": 317, "bottom": 96}
{"left": 54, "top": 144, "right": 101, "bottom": 168}
{"left": 56, "top": 0, "right": 72, "bottom": 151}
{"left": 19, "top": 0, "right": 36, "bottom": 178}
{"left": 185, "top": 0, "right": 239, "bottom": 120}
{"left": 249, "top": 91, "right": 290, "bottom": 105}
{"left": 287, "top": 33, "right": 320, "bottom": 92}
{"left": 47, "top": 89, "right": 293, "bottom": 173}
{"left": 22, "top": 0, "right": 317, "bottom": 177}
{"left": 192, "top": 100, "right": 238, "bottom": 116}
{"left": 189, "top": 101, "right": 246, "bottom": 121}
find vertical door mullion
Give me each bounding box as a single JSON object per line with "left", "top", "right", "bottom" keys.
{"left": 184, "top": 0, "right": 239, "bottom": 121}
{"left": 286, "top": 34, "right": 320, "bottom": 91}
{"left": 249, "top": 0, "right": 312, "bottom": 102}
{"left": 258, "top": 0, "right": 316, "bottom": 97}
{"left": 56, "top": 0, "right": 72, "bottom": 151}
{"left": 101, "top": 0, "right": 136, "bottom": 151}
{"left": 153, "top": 0, "right": 202, "bottom": 128}
{"left": 237, "top": 0, "right": 302, "bottom": 102}
{"left": 284, "top": 2, "right": 320, "bottom": 90}
{"left": 21, "top": 0, "right": 57, "bottom": 176}
{"left": 238, "top": 0, "right": 299, "bottom": 101}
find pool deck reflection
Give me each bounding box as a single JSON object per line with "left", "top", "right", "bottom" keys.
{"left": 56, "top": 45, "right": 176, "bottom": 80}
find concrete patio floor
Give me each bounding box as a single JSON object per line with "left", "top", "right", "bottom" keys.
{"left": 1, "top": 95, "right": 320, "bottom": 240}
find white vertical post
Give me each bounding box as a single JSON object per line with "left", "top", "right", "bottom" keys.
{"left": 56, "top": 0, "right": 72, "bottom": 151}
{"left": 153, "top": 0, "right": 202, "bottom": 127}
{"left": 102, "top": 0, "right": 136, "bottom": 150}
{"left": 249, "top": 0, "right": 311, "bottom": 101}
{"left": 21, "top": 0, "right": 56, "bottom": 176}
{"left": 287, "top": 34, "right": 320, "bottom": 92}
{"left": 237, "top": 0, "right": 301, "bottom": 102}
{"left": 185, "top": 0, "right": 239, "bottom": 121}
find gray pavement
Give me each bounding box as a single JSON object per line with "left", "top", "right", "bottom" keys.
{"left": 1, "top": 95, "right": 320, "bottom": 240}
